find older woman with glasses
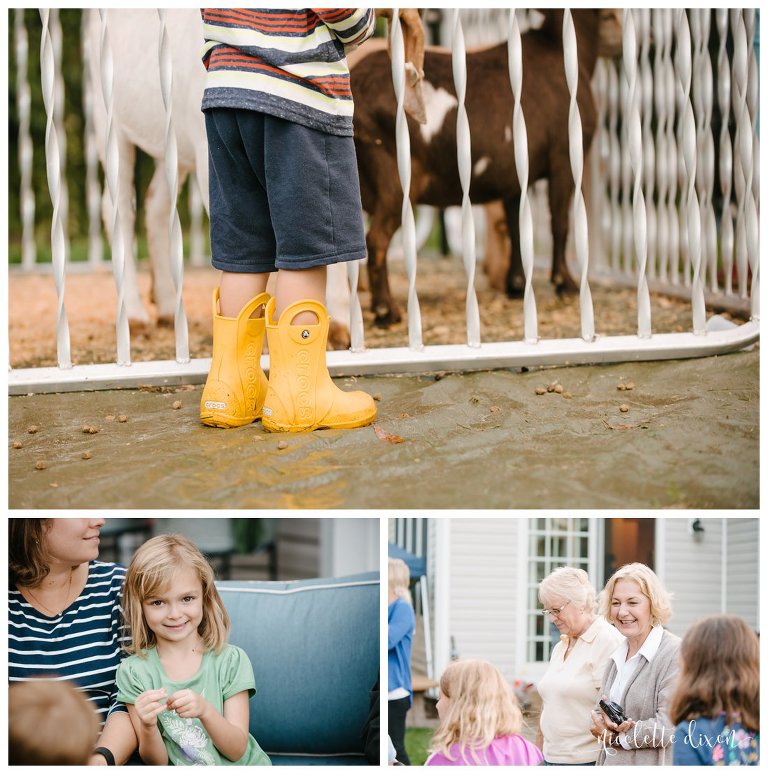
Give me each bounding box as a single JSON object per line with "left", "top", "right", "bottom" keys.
{"left": 591, "top": 563, "right": 680, "bottom": 765}
{"left": 537, "top": 567, "right": 624, "bottom": 765}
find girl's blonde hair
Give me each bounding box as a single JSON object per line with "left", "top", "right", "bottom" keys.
{"left": 122, "top": 534, "right": 230, "bottom": 656}
{"left": 388, "top": 557, "right": 412, "bottom": 605}
{"left": 598, "top": 562, "right": 673, "bottom": 626}
{"left": 430, "top": 660, "right": 523, "bottom": 764}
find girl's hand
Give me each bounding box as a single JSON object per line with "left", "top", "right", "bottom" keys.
{"left": 167, "top": 689, "right": 211, "bottom": 720}
{"left": 134, "top": 688, "right": 169, "bottom": 728}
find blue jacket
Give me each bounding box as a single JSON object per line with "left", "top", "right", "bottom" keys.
{"left": 388, "top": 596, "right": 415, "bottom": 700}
{"left": 673, "top": 715, "right": 759, "bottom": 765}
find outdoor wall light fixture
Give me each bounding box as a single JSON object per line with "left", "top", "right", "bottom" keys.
{"left": 687, "top": 518, "right": 705, "bottom": 540}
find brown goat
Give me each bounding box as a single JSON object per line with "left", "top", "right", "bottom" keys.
{"left": 351, "top": 10, "right": 621, "bottom": 327}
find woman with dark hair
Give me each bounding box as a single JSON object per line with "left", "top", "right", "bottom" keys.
{"left": 669, "top": 614, "right": 759, "bottom": 766}
{"left": 9, "top": 518, "right": 137, "bottom": 765}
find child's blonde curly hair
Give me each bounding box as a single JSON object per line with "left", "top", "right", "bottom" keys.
{"left": 430, "top": 659, "right": 523, "bottom": 764}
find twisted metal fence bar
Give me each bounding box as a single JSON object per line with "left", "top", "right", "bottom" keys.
{"left": 39, "top": 9, "right": 71, "bottom": 369}
{"left": 450, "top": 9, "right": 481, "bottom": 348}
{"left": 637, "top": 10, "right": 655, "bottom": 283}
{"left": 563, "top": 9, "right": 595, "bottom": 341}
{"left": 507, "top": 8, "right": 537, "bottom": 344}
{"left": 716, "top": 10, "right": 735, "bottom": 297}
{"left": 15, "top": 9, "right": 36, "bottom": 270}
{"left": 188, "top": 176, "right": 206, "bottom": 267}
{"left": 604, "top": 57, "right": 621, "bottom": 273}
{"left": 692, "top": 9, "right": 717, "bottom": 295}
{"left": 98, "top": 8, "right": 131, "bottom": 365}
{"left": 677, "top": 10, "right": 706, "bottom": 334}
{"left": 50, "top": 9, "right": 71, "bottom": 265}
{"left": 734, "top": 11, "right": 759, "bottom": 317}
{"left": 81, "top": 9, "right": 104, "bottom": 269}
{"left": 390, "top": 8, "right": 423, "bottom": 351}
{"left": 157, "top": 9, "right": 190, "bottom": 364}
{"left": 623, "top": 9, "right": 651, "bottom": 338}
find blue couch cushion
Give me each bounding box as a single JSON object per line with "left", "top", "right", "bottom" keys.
{"left": 216, "top": 572, "right": 379, "bottom": 765}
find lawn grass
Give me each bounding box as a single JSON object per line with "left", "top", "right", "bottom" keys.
{"left": 405, "top": 727, "right": 434, "bottom": 766}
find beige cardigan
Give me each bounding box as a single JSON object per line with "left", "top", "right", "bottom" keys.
{"left": 596, "top": 629, "right": 681, "bottom": 766}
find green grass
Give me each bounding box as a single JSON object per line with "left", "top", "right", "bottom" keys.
{"left": 405, "top": 727, "right": 435, "bottom": 766}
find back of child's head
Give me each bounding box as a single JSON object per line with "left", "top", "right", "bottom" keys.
{"left": 669, "top": 613, "right": 760, "bottom": 732}
{"left": 388, "top": 557, "right": 412, "bottom": 605}
{"left": 9, "top": 679, "right": 99, "bottom": 765}
{"left": 431, "top": 659, "right": 523, "bottom": 764}
{"left": 123, "top": 533, "right": 230, "bottom": 656}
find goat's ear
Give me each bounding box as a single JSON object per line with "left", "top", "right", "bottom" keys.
{"left": 404, "top": 78, "right": 427, "bottom": 125}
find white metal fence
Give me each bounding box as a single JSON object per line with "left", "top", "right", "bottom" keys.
{"left": 9, "top": 8, "right": 760, "bottom": 395}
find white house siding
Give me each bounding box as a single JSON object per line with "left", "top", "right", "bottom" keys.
{"left": 447, "top": 518, "right": 521, "bottom": 682}
{"left": 725, "top": 518, "right": 760, "bottom": 631}
{"left": 659, "top": 518, "right": 724, "bottom": 637}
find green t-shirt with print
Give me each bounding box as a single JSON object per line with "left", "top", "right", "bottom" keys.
{"left": 117, "top": 644, "right": 271, "bottom": 766}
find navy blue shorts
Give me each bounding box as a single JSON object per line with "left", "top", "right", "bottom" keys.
{"left": 205, "top": 108, "right": 367, "bottom": 273}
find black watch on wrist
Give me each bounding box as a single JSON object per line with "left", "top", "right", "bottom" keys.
{"left": 94, "top": 747, "right": 116, "bottom": 766}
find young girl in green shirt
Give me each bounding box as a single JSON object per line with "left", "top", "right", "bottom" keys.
{"left": 116, "top": 534, "right": 270, "bottom": 766}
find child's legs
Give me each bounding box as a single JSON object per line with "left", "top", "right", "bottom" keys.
{"left": 263, "top": 115, "right": 366, "bottom": 323}
{"left": 205, "top": 109, "right": 276, "bottom": 317}
{"left": 388, "top": 697, "right": 411, "bottom": 765}
{"left": 218, "top": 272, "right": 269, "bottom": 317}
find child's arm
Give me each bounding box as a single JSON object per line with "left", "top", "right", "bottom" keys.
{"left": 168, "top": 689, "right": 249, "bottom": 762}
{"left": 128, "top": 688, "right": 170, "bottom": 766}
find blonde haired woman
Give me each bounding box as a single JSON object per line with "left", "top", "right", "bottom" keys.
{"left": 426, "top": 660, "right": 543, "bottom": 765}
{"left": 388, "top": 557, "right": 415, "bottom": 765}
{"left": 591, "top": 563, "right": 680, "bottom": 765}
{"left": 537, "top": 567, "right": 624, "bottom": 764}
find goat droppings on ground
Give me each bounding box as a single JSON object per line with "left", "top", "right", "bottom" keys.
{"left": 619, "top": 404, "right": 630, "bottom": 413}
{"left": 118, "top": 415, "right": 128, "bottom": 423}
{"left": 277, "top": 440, "right": 289, "bottom": 450}
{"left": 172, "top": 401, "right": 182, "bottom": 410}
{"left": 535, "top": 387, "right": 547, "bottom": 395}
{"left": 35, "top": 461, "right": 47, "bottom": 470}
{"left": 563, "top": 392, "right": 573, "bottom": 400}
{"left": 554, "top": 384, "right": 564, "bottom": 394}
{"left": 82, "top": 451, "right": 92, "bottom": 460}
{"left": 28, "top": 425, "right": 39, "bottom": 434}
{"left": 13, "top": 441, "right": 23, "bottom": 449}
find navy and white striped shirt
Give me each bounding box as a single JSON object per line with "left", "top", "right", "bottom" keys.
{"left": 9, "top": 561, "right": 129, "bottom": 726}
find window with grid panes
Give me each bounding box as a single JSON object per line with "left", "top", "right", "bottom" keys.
{"left": 527, "top": 517, "right": 591, "bottom": 662}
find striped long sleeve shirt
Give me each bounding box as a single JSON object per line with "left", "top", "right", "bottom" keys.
{"left": 9, "top": 562, "right": 129, "bottom": 726}
{"left": 201, "top": 8, "right": 376, "bottom": 136}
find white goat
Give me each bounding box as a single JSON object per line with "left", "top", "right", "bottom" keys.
{"left": 85, "top": 9, "right": 352, "bottom": 345}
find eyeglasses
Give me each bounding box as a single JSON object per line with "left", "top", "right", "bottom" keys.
{"left": 542, "top": 600, "right": 571, "bottom": 617}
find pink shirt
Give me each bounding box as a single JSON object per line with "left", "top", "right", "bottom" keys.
{"left": 425, "top": 734, "right": 544, "bottom": 766}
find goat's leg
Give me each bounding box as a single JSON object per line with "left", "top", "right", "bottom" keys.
{"left": 326, "top": 261, "right": 352, "bottom": 350}
{"left": 503, "top": 194, "right": 525, "bottom": 299}
{"left": 548, "top": 168, "right": 579, "bottom": 296}
{"left": 366, "top": 212, "right": 402, "bottom": 327}
{"left": 100, "top": 139, "right": 152, "bottom": 333}
{"left": 145, "top": 161, "right": 184, "bottom": 326}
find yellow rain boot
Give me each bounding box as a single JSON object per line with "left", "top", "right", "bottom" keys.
{"left": 200, "top": 289, "right": 270, "bottom": 428}
{"left": 262, "top": 297, "right": 377, "bottom": 432}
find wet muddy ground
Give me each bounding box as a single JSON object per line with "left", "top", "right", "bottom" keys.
{"left": 9, "top": 350, "right": 758, "bottom": 509}
{"left": 8, "top": 259, "right": 758, "bottom": 509}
